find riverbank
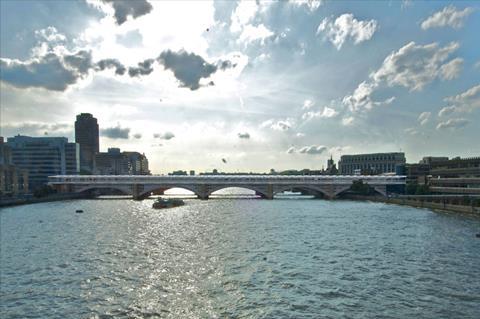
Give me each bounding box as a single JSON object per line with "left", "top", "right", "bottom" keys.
{"left": 344, "top": 194, "right": 480, "bottom": 215}
{"left": 0, "top": 193, "right": 91, "bottom": 208}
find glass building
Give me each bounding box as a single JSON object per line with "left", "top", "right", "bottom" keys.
{"left": 6, "top": 135, "right": 79, "bottom": 191}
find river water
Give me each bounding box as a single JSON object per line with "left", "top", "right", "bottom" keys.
{"left": 1, "top": 197, "right": 480, "bottom": 318}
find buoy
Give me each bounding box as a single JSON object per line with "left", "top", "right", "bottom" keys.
{"left": 75, "top": 209, "right": 84, "bottom": 213}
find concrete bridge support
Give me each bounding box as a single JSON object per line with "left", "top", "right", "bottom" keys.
{"left": 196, "top": 185, "right": 209, "bottom": 200}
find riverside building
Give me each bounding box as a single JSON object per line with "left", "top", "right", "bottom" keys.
{"left": 0, "top": 137, "right": 29, "bottom": 194}
{"left": 6, "top": 135, "right": 79, "bottom": 191}
{"left": 94, "top": 148, "right": 150, "bottom": 175}
{"left": 339, "top": 152, "right": 406, "bottom": 175}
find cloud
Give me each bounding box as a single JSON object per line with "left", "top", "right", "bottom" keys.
{"left": 101, "top": 125, "right": 130, "bottom": 139}
{"left": 302, "top": 99, "right": 314, "bottom": 110}
{"left": 34, "top": 26, "right": 66, "bottom": 43}
{"left": 238, "top": 132, "right": 250, "bottom": 139}
{"left": 133, "top": 133, "right": 142, "bottom": 139}
{"left": 302, "top": 106, "right": 338, "bottom": 120}
{"left": 238, "top": 24, "right": 274, "bottom": 45}
{"left": 371, "top": 42, "right": 460, "bottom": 91}
{"left": 261, "top": 119, "right": 294, "bottom": 131}
{"left": 343, "top": 41, "right": 460, "bottom": 111}
{"left": 438, "top": 84, "right": 480, "bottom": 116}
{"left": 3, "top": 122, "right": 71, "bottom": 136}
{"left": 342, "top": 117, "right": 354, "bottom": 126}
{"left": 418, "top": 112, "right": 431, "bottom": 125}
{"left": 100, "top": 0, "right": 153, "bottom": 25}
{"left": 0, "top": 50, "right": 93, "bottom": 91}
{"left": 286, "top": 145, "right": 327, "bottom": 155}
{"left": 290, "top": 0, "right": 322, "bottom": 12}
{"left": 317, "top": 13, "right": 377, "bottom": 50}
{"left": 436, "top": 118, "right": 469, "bottom": 130}
{"left": 128, "top": 58, "right": 155, "bottom": 77}
{"left": 153, "top": 132, "right": 175, "bottom": 140}
{"left": 421, "top": 6, "right": 474, "bottom": 30}
{"left": 438, "top": 105, "right": 456, "bottom": 117}
{"left": 96, "top": 59, "right": 126, "bottom": 75}
{"left": 230, "top": 1, "right": 274, "bottom": 45}
{"left": 405, "top": 127, "right": 420, "bottom": 136}
{"left": 158, "top": 50, "right": 218, "bottom": 90}
{"left": 439, "top": 58, "right": 463, "bottom": 80}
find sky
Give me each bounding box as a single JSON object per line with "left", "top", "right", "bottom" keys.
{"left": 0, "top": 0, "right": 479, "bottom": 174}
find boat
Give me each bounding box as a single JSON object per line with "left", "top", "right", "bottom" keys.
{"left": 152, "top": 198, "right": 185, "bottom": 209}
{"left": 75, "top": 209, "right": 84, "bottom": 213}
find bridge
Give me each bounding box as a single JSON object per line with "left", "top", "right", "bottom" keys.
{"left": 48, "top": 175, "right": 406, "bottom": 200}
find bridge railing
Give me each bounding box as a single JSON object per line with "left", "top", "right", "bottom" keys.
{"left": 48, "top": 175, "right": 406, "bottom": 185}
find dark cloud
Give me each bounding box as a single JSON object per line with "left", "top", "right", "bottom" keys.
{"left": 3, "top": 122, "right": 71, "bottom": 136}
{"left": 101, "top": 0, "right": 153, "bottom": 25}
{"left": 238, "top": 132, "right": 250, "bottom": 139}
{"left": 96, "top": 58, "right": 126, "bottom": 75}
{"left": 153, "top": 131, "right": 175, "bottom": 140}
{"left": 218, "top": 60, "right": 236, "bottom": 70}
{"left": 0, "top": 50, "right": 92, "bottom": 91}
{"left": 157, "top": 50, "right": 218, "bottom": 90}
{"left": 128, "top": 59, "right": 155, "bottom": 77}
{"left": 133, "top": 133, "right": 142, "bottom": 139}
{"left": 101, "top": 125, "right": 130, "bottom": 139}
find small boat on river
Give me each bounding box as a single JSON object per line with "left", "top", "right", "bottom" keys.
{"left": 152, "top": 198, "right": 185, "bottom": 209}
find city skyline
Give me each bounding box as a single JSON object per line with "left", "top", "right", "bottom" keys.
{"left": 1, "top": 1, "right": 479, "bottom": 174}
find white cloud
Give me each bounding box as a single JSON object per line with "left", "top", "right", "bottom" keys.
{"left": 238, "top": 24, "right": 274, "bottom": 45}
{"left": 438, "top": 105, "right": 457, "bottom": 117}
{"left": 230, "top": 0, "right": 274, "bottom": 45}
{"left": 342, "top": 116, "right": 354, "bottom": 126}
{"left": 302, "top": 99, "right": 314, "bottom": 110}
{"left": 405, "top": 127, "right": 420, "bottom": 136}
{"left": 421, "top": 6, "right": 474, "bottom": 30}
{"left": 371, "top": 41, "right": 460, "bottom": 91}
{"left": 438, "top": 84, "right": 480, "bottom": 116}
{"left": 317, "top": 13, "right": 377, "bottom": 50}
{"left": 290, "top": 0, "right": 323, "bottom": 12}
{"left": 261, "top": 118, "right": 294, "bottom": 131}
{"left": 418, "top": 112, "right": 431, "bottom": 125}
{"left": 439, "top": 57, "right": 463, "bottom": 80}
{"left": 302, "top": 106, "right": 338, "bottom": 120}
{"left": 343, "top": 41, "right": 460, "bottom": 112}
{"left": 436, "top": 118, "right": 469, "bottom": 130}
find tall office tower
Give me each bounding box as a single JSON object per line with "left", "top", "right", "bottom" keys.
{"left": 75, "top": 113, "right": 99, "bottom": 174}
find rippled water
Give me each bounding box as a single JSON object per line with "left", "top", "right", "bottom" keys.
{"left": 1, "top": 197, "right": 480, "bottom": 318}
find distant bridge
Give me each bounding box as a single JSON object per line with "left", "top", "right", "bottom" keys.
{"left": 48, "top": 175, "right": 405, "bottom": 200}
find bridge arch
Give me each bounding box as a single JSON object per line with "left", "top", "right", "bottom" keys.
{"left": 138, "top": 185, "right": 198, "bottom": 198}
{"left": 206, "top": 185, "right": 269, "bottom": 198}
{"left": 273, "top": 185, "right": 330, "bottom": 198}
{"left": 76, "top": 185, "right": 131, "bottom": 196}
